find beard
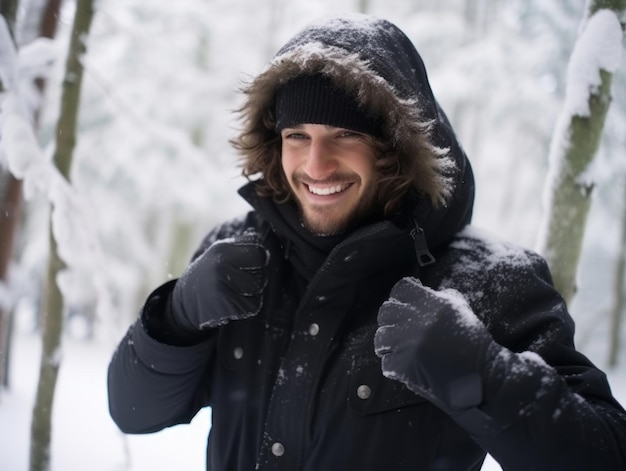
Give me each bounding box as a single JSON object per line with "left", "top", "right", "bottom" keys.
{"left": 295, "top": 180, "right": 382, "bottom": 236}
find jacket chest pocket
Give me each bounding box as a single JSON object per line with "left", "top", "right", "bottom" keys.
{"left": 348, "top": 362, "right": 428, "bottom": 416}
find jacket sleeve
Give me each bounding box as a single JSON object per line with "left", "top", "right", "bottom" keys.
{"left": 107, "top": 280, "right": 216, "bottom": 434}
{"left": 446, "top": 246, "right": 626, "bottom": 470}
{"left": 107, "top": 213, "right": 258, "bottom": 434}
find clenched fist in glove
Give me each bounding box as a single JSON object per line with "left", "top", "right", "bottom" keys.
{"left": 168, "top": 232, "right": 269, "bottom": 339}
{"left": 374, "top": 277, "right": 501, "bottom": 413}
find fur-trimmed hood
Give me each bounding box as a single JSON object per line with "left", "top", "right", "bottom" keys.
{"left": 238, "top": 13, "right": 474, "bottom": 252}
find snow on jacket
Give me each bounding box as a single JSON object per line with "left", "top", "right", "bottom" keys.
{"left": 107, "top": 13, "right": 626, "bottom": 471}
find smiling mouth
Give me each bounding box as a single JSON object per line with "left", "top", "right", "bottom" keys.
{"left": 306, "top": 183, "right": 352, "bottom": 196}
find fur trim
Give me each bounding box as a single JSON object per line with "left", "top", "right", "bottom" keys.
{"left": 239, "top": 42, "right": 456, "bottom": 206}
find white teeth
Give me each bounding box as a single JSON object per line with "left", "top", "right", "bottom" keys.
{"left": 307, "top": 184, "right": 349, "bottom": 196}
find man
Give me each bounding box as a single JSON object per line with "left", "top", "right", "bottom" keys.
{"left": 108, "top": 13, "right": 626, "bottom": 470}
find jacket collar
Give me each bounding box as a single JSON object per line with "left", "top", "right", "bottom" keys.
{"left": 238, "top": 181, "right": 416, "bottom": 280}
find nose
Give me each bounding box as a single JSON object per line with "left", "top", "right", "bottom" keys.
{"left": 303, "top": 138, "right": 337, "bottom": 180}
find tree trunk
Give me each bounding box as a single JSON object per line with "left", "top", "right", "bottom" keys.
{"left": 29, "top": 230, "right": 64, "bottom": 471}
{"left": 0, "top": 0, "right": 21, "bottom": 395}
{"left": 0, "top": 0, "right": 18, "bottom": 45}
{"left": 0, "top": 174, "right": 21, "bottom": 389}
{"left": 536, "top": 1, "right": 626, "bottom": 304}
{"left": 608, "top": 180, "right": 626, "bottom": 367}
{"left": 29, "top": 0, "right": 96, "bottom": 470}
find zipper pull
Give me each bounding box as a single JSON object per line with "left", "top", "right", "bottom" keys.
{"left": 410, "top": 221, "right": 436, "bottom": 267}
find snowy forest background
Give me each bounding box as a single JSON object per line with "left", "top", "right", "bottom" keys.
{"left": 0, "top": 0, "right": 625, "bottom": 470}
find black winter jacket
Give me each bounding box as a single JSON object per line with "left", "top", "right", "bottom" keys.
{"left": 107, "top": 13, "right": 626, "bottom": 471}
{"left": 108, "top": 199, "right": 626, "bottom": 470}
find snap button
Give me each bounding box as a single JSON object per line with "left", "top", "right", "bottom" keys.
{"left": 271, "top": 442, "right": 285, "bottom": 457}
{"left": 308, "top": 323, "right": 320, "bottom": 336}
{"left": 233, "top": 347, "right": 244, "bottom": 360}
{"left": 357, "top": 384, "right": 372, "bottom": 400}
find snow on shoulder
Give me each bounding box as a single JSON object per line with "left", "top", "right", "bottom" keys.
{"left": 451, "top": 225, "right": 538, "bottom": 271}
{"left": 437, "top": 225, "right": 547, "bottom": 309}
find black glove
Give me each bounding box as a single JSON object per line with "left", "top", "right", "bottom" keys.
{"left": 374, "top": 277, "right": 500, "bottom": 412}
{"left": 169, "top": 232, "right": 268, "bottom": 337}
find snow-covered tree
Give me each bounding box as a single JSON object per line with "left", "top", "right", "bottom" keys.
{"left": 0, "top": 0, "right": 62, "bottom": 391}
{"left": 536, "top": 1, "right": 625, "bottom": 304}
{"left": 28, "top": 1, "right": 96, "bottom": 469}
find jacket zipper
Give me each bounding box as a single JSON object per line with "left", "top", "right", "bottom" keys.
{"left": 410, "top": 220, "right": 436, "bottom": 266}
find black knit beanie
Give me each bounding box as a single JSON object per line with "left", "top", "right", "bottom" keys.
{"left": 274, "top": 74, "right": 381, "bottom": 137}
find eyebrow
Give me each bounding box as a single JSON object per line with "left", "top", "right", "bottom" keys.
{"left": 283, "top": 124, "right": 345, "bottom": 131}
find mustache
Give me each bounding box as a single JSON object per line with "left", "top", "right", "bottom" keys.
{"left": 294, "top": 171, "right": 359, "bottom": 185}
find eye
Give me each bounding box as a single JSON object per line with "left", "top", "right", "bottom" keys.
{"left": 282, "top": 131, "right": 308, "bottom": 140}
{"left": 337, "top": 130, "right": 364, "bottom": 139}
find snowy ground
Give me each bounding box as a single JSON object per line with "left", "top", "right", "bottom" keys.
{"left": 1, "top": 317, "right": 624, "bottom": 471}
{"left": 0, "top": 323, "right": 210, "bottom": 471}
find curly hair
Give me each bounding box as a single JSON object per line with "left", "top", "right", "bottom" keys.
{"left": 230, "top": 45, "right": 458, "bottom": 215}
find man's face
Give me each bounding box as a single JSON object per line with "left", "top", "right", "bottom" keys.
{"left": 280, "top": 124, "right": 380, "bottom": 235}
